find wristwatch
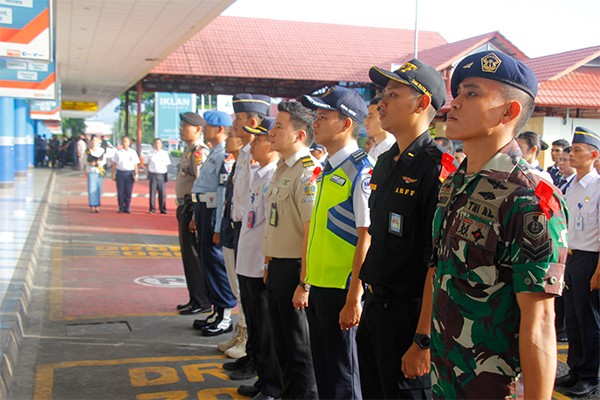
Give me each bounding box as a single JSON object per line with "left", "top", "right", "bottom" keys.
{"left": 413, "top": 333, "right": 431, "bottom": 349}
{"left": 298, "top": 281, "right": 311, "bottom": 292}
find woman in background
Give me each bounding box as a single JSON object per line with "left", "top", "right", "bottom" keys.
{"left": 85, "top": 135, "right": 106, "bottom": 213}
{"left": 516, "top": 130, "right": 553, "bottom": 183}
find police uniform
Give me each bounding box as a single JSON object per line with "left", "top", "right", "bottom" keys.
{"left": 263, "top": 147, "right": 319, "bottom": 399}
{"left": 176, "top": 112, "right": 211, "bottom": 313}
{"left": 147, "top": 147, "right": 171, "bottom": 213}
{"left": 190, "top": 111, "right": 236, "bottom": 335}
{"left": 300, "top": 86, "right": 372, "bottom": 399}
{"left": 356, "top": 59, "right": 449, "bottom": 400}
{"left": 113, "top": 147, "right": 140, "bottom": 213}
{"left": 563, "top": 127, "right": 600, "bottom": 394}
{"left": 430, "top": 51, "right": 568, "bottom": 399}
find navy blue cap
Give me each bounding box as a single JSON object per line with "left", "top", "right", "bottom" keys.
{"left": 369, "top": 59, "right": 446, "bottom": 111}
{"left": 180, "top": 112, "right": 205, "bottom": 127}
{"left": 301, "top": 86, "right": 368, "bottom": 123}
{"left": 451, "top": 51, "right": 538, "bottom": 99}
{"left": 232, "top": 94, "right": 271, "bottom": 115}
{"left": 309, "top": 142, "right": 325, "bottom": 152}
{"left": 203, "top": 110, "right": 233, "bottom": 127}
{"left": 242, "top": 116, "right": 275, "bottom": 135}
{"left": 572, "top": 126, "right": 600, "bottom": 150}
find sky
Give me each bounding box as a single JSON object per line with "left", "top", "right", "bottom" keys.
{"left": 222, "top": 0, "right": 600, "bottom": 58}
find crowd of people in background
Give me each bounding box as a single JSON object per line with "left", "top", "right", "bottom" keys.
{"left": 34, "top": 50, "right": 600, "bottom": 400}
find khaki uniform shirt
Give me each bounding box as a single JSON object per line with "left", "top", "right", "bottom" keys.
{"left": 175, "top": 140, "right": 208, "bottom": 200}
{"left": 263, "top": 147, "right": 319, "bottom": 259}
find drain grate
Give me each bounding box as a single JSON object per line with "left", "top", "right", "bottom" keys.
{"left": 65, "top": 321, "right": 131, "bottom": 336}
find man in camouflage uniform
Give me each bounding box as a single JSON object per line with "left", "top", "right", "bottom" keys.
{"left": 175, "top": 112, "right": 211, "bottom": 315}
{"left": 404, "top": 51, "right": 568, "bottom": 399}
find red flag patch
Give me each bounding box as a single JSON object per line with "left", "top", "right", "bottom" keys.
{"left": 439, "top": 152, "right": 458, "bottom": 182}
{"left": 534, "top": 180, "right": 560, "bottom": 218}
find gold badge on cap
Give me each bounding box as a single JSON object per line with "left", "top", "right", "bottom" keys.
{"left": 400, "top": 62, "right": 418, "bottom": 73}
{"left": 481, "top": 53, "right": 502, "bottom": 73}
{"left": 462, "top": 62, "right": 474, "bottom": 69}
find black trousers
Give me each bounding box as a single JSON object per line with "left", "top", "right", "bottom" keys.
{"left": 176, "top": 204, "right": 211, "bottom": 309}
{"left": 239, "top": 275, "right": 283, "bottom": 397}
{"left": 148, "top": 172, "right": 167, "bottom": 212}
{"left": 194, "top": 202, "right": 236, "bottom": 309}
{"left": 357, "top": 291, "right": 431, "bottom": 399}
{"left": 306, "top": 286, "right": 362, "bottom": 399}
{"left": 266, "top": 258, "right": 317, "bottom": 399}
{"left": 565, "top": 250, "right": 600, "bottom": 383}
{"left": 116, "top": 170, "right": 135, "bottom": 212}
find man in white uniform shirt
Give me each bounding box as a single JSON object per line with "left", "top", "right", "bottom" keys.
{"left": 147, "top": 138, "right": 171, "bottom": 214}
{"left": 232, "top": 117, "right": 284, "bottom": 399}
{"left": 111, "top": 136, "right": 140, "bottom": 213}
{"left": 556, "top": 127, "right": 600, "bottom": 397}
{"left": 365, "top": 97, "right": 394, "bottom": 162}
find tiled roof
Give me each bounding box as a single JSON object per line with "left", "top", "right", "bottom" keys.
{"left": 526, "top": 46, "right": 600, "bottom": 81}
{"left": 537, "top": 67, "right": 600, "bottom": 108}
{"left": 152, "top": 16, "right": 447, "bottom": 82}
{"left": 417, "top": 31, "right": 528, "bottom": 70}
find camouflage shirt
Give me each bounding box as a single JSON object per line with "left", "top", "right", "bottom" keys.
{"left": 430, "top": 140, "right": 568, "bottom": 399}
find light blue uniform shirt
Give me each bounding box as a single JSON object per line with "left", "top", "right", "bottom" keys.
{"left": 192, "top": 141, "right": 233, "bottom": 233}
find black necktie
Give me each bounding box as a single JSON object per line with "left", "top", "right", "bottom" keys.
{"left": 323, "top": 160, "right": 332, "bottom": 172}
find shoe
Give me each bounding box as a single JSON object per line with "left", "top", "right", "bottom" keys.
{"left": 160, "top": 211, "right": 167, "bottom": 214}
{"left": 149, "top": 210, "right": 155, "bottom": 214}
{"left": 176, "top": 302, "right": 191, "bottom": 311}
{"left": 567, "top": 380, "right": 599, "bottom": 397}
{"left": 193, "top": 311, "right": 220, "bottom": 328}
{"left": 201, "top": 324, "right": 233, "bottom": 337}
{"left": 225, "top": 326, "right": 247, "bottom": 359}
{"left": 237, "top": 384, "right": 260, "bottom": 397}
{"left": 227, "top": 363, "right": 257, "bottom": 380}
{"left": 556, "top": 372, "right": 579, "bottom": 387}
{"left": 252, "top": 393, "right": 280, "bottom": 400}
{"left": 223, "top": 355, "right": 250, "bottom": 371}
{"left": 180, "top": 305, "right": 211, "bottom": 315}
{"left": 125, "top": 210, "right": 131, "bottom": 214}
{"left": 217, "top": 324, "right": 241, "bottom": 352}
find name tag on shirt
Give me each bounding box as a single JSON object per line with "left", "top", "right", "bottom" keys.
{"left": 575, "top": 215, "right": 584, "bottom": 231}
{"left": 388, "top": 212, "right": 404, "bottom": 237}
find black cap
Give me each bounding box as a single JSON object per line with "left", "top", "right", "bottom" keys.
{"left": 301, "top": 86, "right": 368, "bottom": 123}
{"left": 572, "top": 126, "right": 600, "bottom": 150}
{"left": 232, "top": 94, "right": 271, "bottom": 114}
{"left": 180, "top": 112, "right": 205, "bottom": 127}
{"left": 242, "top": 116, "right": 275, "bottom": 135}
{"left": 451, "top": 51, "right": 538, "bottom": 99}
{"left": 369, "top": 59, "right": 446, "bottom": 111}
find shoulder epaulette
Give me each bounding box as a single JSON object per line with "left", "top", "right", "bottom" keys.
{"left": 300, "top": 156, "right": 315, "bottom": 168}
{"left": 351, "top": 149, "right": 368, "bottom": 162}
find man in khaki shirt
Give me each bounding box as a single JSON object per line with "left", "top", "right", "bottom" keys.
{"left": 263, "top": 101, "right": 319, "bottom": 399}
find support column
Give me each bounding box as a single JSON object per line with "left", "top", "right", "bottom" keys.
{"left": 0, "top": 97, "right": 15, "bottom": 188}
{"left": 26, "top": 107, "right": 35, "bottom": 167}
{"left": 14, "top": 99, "right": 28, "bottom": 177}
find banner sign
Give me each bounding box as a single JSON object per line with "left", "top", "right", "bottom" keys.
{"left": 155, "top": 92, "right": 196, "bottom": 140}
{"left": 0, "top": 58, "right": 55, "bottom": 99}
{"left": 30, "top": 98, "right": 58, "bottom": 119}
{"left": 0, "top": 0, "right": 52, "bottom": 61}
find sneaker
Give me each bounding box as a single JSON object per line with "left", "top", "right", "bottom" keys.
{"left": 225, "top": 326, "right": 247, "bottom": 359}
{"left": 217, "top": 324, "right": 241, "bottom": 352}
{"left": 201, "top": 324, "right": 233, "bottom": 337}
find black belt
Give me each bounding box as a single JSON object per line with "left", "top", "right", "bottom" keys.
{"left": 232, "top": 221, "right": 242, "bottom": 229}
{"left": 570, "top": 249, "right": 600, "bottom": 255}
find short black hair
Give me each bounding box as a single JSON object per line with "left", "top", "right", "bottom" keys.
{"left": 278, "top": 101, "right": 316, "bottom": 145}
{"left": 500, "top": 85, "right": 535, "bottom": 135}
{"left": 369, "top": 97, "right": 382, "bottom": 106}
{"left": 552, "top": 139, "right": 570, "bottom": 149}
{"left": 434, "top": 136, "right": 454, "bottom": 153}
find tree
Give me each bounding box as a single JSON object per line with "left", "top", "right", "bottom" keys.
{"left": 113, "top": 91, "right": 155, "bottom": 144}
{"left": 61, "top": 118, "right": 86, "bottom": 137}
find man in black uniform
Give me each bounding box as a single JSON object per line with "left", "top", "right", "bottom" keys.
{"left": 175, "top": 112, "right": 211, "bottom": 315}
{"left": 356, "top": 59, "right": 450, "bottom": 399}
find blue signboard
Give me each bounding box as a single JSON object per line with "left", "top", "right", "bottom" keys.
{"left": 0, "top": 0, "right": 52, "bottom": 61}
{"left": 155, "top": 92, "right": 196, "bottom": 140}
{"left": 0, "top": 57, "right": 55, "bottom": 99}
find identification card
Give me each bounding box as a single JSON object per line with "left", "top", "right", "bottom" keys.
{"left": 269, "top": 203, "right": 278, "bottom": 227}
{"left": 575, "top": 215, "right": 584, "bottom": 231}
{"left": 247, "top": 210, "right": 255, "bottom": 229}
{"left": 388, "top": 212, "right": 404, "bottom": 237}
